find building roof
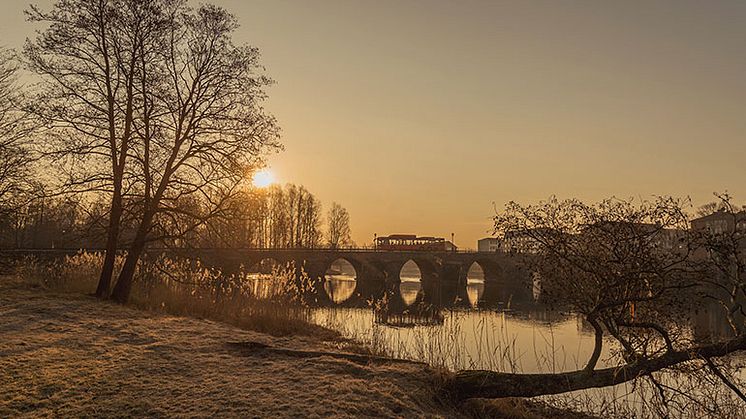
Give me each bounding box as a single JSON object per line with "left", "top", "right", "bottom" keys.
{"left": 691, "top": 210, "right": 746, "bottom": 223}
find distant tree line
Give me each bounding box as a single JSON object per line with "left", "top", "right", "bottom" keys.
{"left": 0, "top": 183, "right": 353, "bottom": 251}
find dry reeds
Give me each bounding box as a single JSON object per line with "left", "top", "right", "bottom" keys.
{"left": 19, "top": 252, "right": 337, "bottom": 339}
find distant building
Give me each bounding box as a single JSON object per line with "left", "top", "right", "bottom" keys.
{"left": 478, "top": 229, "right": 548, "bottom": 253}
{"left": 691, "top": 210, "right": 746, "bottom": 234}
{"left": 444, "top": 240, "right": 458, "bottom": 252}
{"left": 691, "top": 210, "right": 746, "bottom": 255}
{"left": 477, "top": 237, "right": 500, "bottom": 252}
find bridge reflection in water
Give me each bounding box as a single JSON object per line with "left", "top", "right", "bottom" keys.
{"left": 323, "top": 259, "right": 358, "bottom": 304}
{"left": 241, "top": 252, "right": 740, "bottom": 342}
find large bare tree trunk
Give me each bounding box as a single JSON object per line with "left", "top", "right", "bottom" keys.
{"left": 444, "top": 335, "right": 746, "bottom": 400}
{"left": 110, "top": 209, "right": 153, "bottom": 303}
{"left": 95, "top": 188, "right": 122, "bottom": 297}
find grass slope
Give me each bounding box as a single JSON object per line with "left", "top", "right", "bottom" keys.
{"left": 0, "top": 277, "right": 461, "bottom": 418}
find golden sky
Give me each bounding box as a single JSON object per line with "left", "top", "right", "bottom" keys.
{"left": 2, "top": 1, "right": 745, "bottom": 248}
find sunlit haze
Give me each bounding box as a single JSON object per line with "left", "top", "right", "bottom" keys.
{"left": 2, "top": 0, "right": 744, "bottom": 248}
{"left": 252, "top": 169, "right": 276, "bottom": 188}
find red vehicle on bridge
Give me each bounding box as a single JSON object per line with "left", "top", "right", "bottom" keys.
{"left": 374, "top": 234, "right": 455, "bottom": 251}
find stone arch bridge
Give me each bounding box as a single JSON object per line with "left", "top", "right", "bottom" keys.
{"left": 166, "top": 248, "right": 532, "bottom": 300}
{"left": 0, "top": 248, "right": 534, "bottom": 303}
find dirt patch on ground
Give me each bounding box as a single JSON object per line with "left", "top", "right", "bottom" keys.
{"left": 0, "top": 277, "right": 463, "bottom": 418}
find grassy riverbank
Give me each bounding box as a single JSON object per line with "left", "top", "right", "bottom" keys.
{"left": 0, "top": 276, "right": 463, "bottom": 417}
{"left": 1, "top": 273, "right": 600, "bottom": 418}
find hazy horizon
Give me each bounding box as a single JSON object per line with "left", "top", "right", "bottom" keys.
{"left": 2, "top": 0, "right": 744, "bottom": 248}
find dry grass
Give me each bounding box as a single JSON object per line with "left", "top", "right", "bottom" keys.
{"left": 19, "top": 252, "right": 336, "bottom": 339}
{"left": 461, "top": 398, "right": 598, "bottom": 419}
{"left": 0, "top": 275, "right": 464, "bottom": 418}
{"left": 27, "top": 255, "right": 734, "bottom": 417}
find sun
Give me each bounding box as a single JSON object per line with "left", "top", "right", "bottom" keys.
{"left": 252, "top": 169, "right": 276, "bottom": 188}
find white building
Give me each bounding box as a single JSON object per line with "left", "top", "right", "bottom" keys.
{"left": 477, "top": 237, "right": 500, "bottom": 252}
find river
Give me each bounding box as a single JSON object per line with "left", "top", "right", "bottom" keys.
{"left": 304, "top": 258, "right": 745, "bottom": 417}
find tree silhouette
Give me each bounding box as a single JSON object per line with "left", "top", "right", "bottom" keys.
{"left": 446, "top": 196, "right": 746, "bottom": 404}
{"left": 109, "top": 2, "right": 279, "bottom": 302}
{"left": 0, "top": 48, "right": 35, "bottom": 214}
{"left": 24, "top": 0, "right": 166, "bottom": 296}
{"left": 326, "top": 202, "right": 352, "bottom": 248}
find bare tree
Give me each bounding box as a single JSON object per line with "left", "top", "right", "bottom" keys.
{"left": 326, "top": 202, "right": 352, "bottom": 248}
{"left": 24, "top": 0, "right": 165, "bottom": 296}
{"left": 233, "top": 184, "right": 322, "bottom": 249}
{"left": 122, "top": 182, "right": 333, "bottom": 249}
{"left": 696, "top": 201, "right": 721, "bottom": 218}
{"left": 109, "top": 3, "right": 280, "bottom": 302}
{"left": 445, "top": 196, "right": 746, "bottom": 405}
{"left": 695, "top": 193, "right": 746, "bottom": 336}
{"left": 694, "top": 198, "right": 737, "bottom": 218}
{"left": 0, "top": 48, "right": 35, "bottom": 214}
{"left": 284, "top": 184, "right": 322, "bottom": 248}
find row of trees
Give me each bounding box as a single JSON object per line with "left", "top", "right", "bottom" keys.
{"left": 213, "top": 184, "right": 353, "bottom": 249}
{"left": 0, "top": 0, "right": 352, "bottom": 303}
{"left": 0, "top": 183, "right": 354, "bottom": 250}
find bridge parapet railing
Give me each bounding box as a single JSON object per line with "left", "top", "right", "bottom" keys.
{"left": 0, "top": 247, "right": 510, "bottom": 256}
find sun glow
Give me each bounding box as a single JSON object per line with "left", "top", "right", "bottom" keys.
{"left": 252, "top": 169, "right": 276, "bottom": 188}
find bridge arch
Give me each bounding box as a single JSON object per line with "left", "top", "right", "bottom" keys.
{"left": 465, "top": 261, "right": 485, "bottom": 282}
{"left": 369, "top": 257, "right": 436, "bottom": 284}
{"left": 463, "top": 257, "right": 533, "bottom": 306}
{"left": 323, "top": 257, "right": 362, "bottom": 280}
{"left": 399, "top": 259, "right": 422, "bottom": 282}
{"left": 322, "top": 258, "right": 359, "bottom": 304}
{"left": 403, "top": 257, "right": 439, "bottom": 282}
{"left": 465, "top": 258, "right": 503, "bottom": 283}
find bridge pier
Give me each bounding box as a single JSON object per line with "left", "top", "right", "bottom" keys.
{"left": 440, "top": 263, "right": 463, "bottom": 283}
{"left": 373, "top": 260, "right": 406, "bottom": 284}
{"left": 421, "top": 279, "right": 461, "bottom": 307}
